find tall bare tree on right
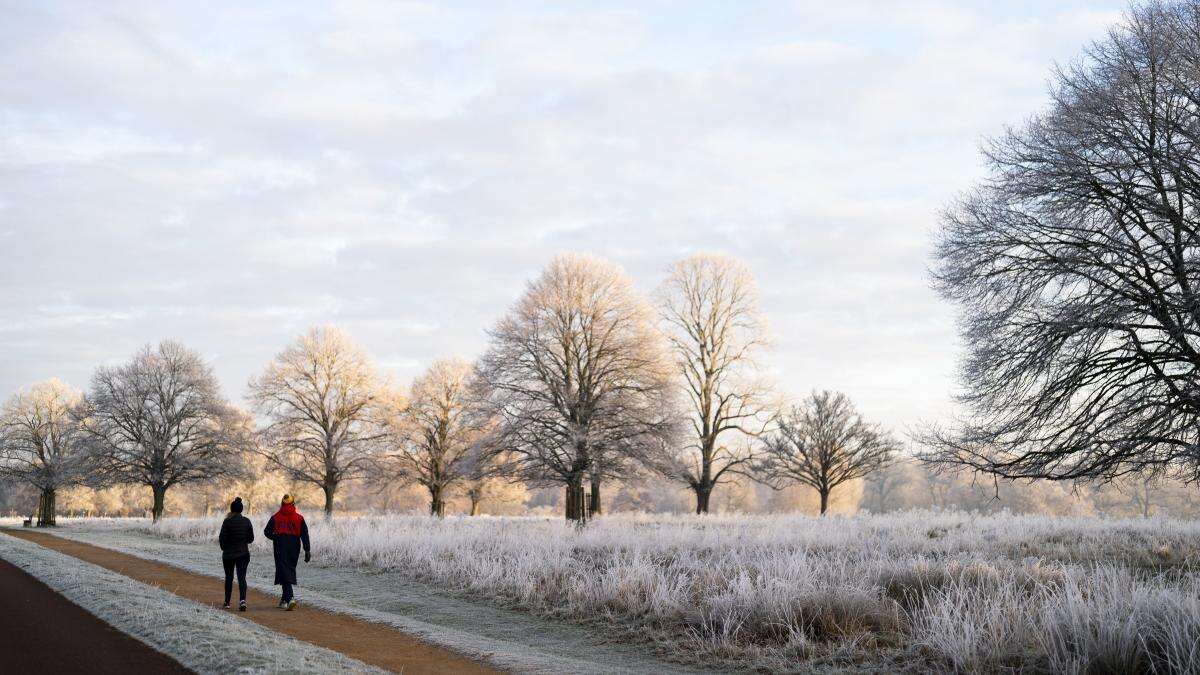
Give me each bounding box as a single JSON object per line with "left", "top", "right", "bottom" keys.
{"left": 755, "top": 391, "right": 896, "bottom": 515}
{"left": 923, "top": 1, "right": 1200, "bottom": 484}
{"left": 652, "top": 254, "right": 773, "bottom": 514}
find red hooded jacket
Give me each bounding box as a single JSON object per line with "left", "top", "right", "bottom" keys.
{"left": 268, "top": 503, "right": 305, "bottom": 537}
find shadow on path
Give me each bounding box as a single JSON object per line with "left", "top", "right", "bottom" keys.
{"left": 0, "top": 555, "right": 191, "bottom": 674}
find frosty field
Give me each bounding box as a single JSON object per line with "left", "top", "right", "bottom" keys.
{"left": 50, "top": 511, "right": 1200, "bottom": 673}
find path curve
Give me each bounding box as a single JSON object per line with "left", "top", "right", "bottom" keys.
{"left": 3, "top": 528, "right": 499, "bottom": 675}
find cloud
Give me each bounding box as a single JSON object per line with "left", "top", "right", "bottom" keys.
{"left": 0, "top": 0, "right": 1129, "bottom": 429}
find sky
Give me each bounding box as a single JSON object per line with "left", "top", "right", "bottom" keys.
{"left": 0, "top": 1, "right": 1129, "bottom": 433}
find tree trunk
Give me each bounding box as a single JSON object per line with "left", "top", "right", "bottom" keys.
{"left": 323, "top": 483, "right": 336, "bottom": 519}
{"left": 589, "top": 480, "right": 602, "bottom": 516}
{"left": 565, "top": 477, "right": 587, "bottom": 522}
{"left": 818, "top": 487, "right": 830, "bottom": 516}
{"left": 151, "top": 484, "right": 166, "bottom": 522}
{"left": 469, "top": 492, "right": 482, "bottom": 516}
{"left": 694, "top": 483, "right": 712, "bottom": 514}
{"left": 429, "top": 485, "right": 446, "bottom": 518}
{"left": 37, "top": 487, "right": 56, "bottom": 527}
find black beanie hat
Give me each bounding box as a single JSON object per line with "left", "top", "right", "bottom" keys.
{"left": 230, "top": 497, "right": 244, "bottom": 513}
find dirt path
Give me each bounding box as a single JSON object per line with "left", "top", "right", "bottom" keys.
{"left": 0, "top": 555, "right": 192, "bottom": 674}
{"left": 4, "top": 529, "right": 500, "bottom": 675}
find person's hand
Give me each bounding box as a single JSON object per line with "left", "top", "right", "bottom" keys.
{"left": 304, "top": 550, "right": 311, "bottom": 563}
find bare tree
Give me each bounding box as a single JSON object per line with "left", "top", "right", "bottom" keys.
{"left": 79, "top": 341, "right": 249, "bottom": 522}
{"left": 1089, "top": 472, "right": 1197, "bottom": 517}
{"left": 756, "top": 391, "right": 896, "bottom": 515}
{"left": 923, "top": 468, "right": 959, "bottom": 511}
{"left": 1124, "top": 474, "right": 1158, "bottom": 518}
{"left": 389, "top": 358, "right": 484, "bottom": 517}
{"left": 861, "top": 461, "right": 912, "bottom": 514}
{"left": 923, "top": 1, "right": 1200, "bottom": 484}
{"left": 462, "top": 452, "right": 515, "bottom": 516}
{"left": 248, "top": 326, "right": 385, "bottom": 517}
{"left": 475, "top": 254, "right": 677, "bottom": 522}
{"left": 464, "top": 477, "right": 487, "bottom": 516}
{"left": 0, "top": 380, "right": 91, "bottom": 526}
{"left": 652, "top": 254, "right": 773, "bottom": 513}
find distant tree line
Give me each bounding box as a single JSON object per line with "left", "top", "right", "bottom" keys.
{"left": 862, "top": 458, "right": 1200, "bottom": 520}
{"left": 0, "top": 252, "right": 899, "bottom": 524}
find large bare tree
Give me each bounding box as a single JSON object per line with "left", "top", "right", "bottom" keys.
{"left": 924, "top": 1, "right": 1200, "bottom": 483}
{"left": 80, "top": 341, "right": 249, "bottom": 521}
{"left": 475, "top": 254, "right": 677, "bottom": 521}
{"left": 0, "top": 380, "right": 91, "bottom": 526}
{"left": 755, "top": 391, "right": 896, "bottom": 515}
{"left": 652, "top": 254, "right": 773, "bottom": 513}
{"left": 389, "top": 357, "right": 485, "bottom": 517}
{"left": 248, "top": 326, "right": 385, "bottom": 518}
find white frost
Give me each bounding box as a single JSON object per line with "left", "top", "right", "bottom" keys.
{"left": 50, "top": 511, "right": 1200, "bottom": 672}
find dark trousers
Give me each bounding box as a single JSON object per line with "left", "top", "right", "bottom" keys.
{"left": 223, "top": 554, "right": 249, "bottom": 604}
{"left": 281, "top": 582, "right": 294, "bottom": 603}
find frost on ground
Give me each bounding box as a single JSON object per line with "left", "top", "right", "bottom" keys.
{"left": 0, "top": 531, "right": 382, "bottom": 675}
{"left": 64, "top": 511, "right": 1200, "bottom": 673}
{"left": 48, "top": 525, "right": 710, "bottom": 675}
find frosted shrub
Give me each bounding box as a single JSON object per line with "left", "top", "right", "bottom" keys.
{"left": 88, "top": 510, "right": 1200, "bottom": 670}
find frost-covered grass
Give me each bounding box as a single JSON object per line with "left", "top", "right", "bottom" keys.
{"left": 87, "top": 511, "right": 1200, "bottom": 672}
{"left": 0, "top": 531, "right": 381, "bottom": 674}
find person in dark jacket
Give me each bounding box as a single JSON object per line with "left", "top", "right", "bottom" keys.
{"left": 263, "top": 493, "right": 310, "bottom": 610}
{"left": 218, "top": 497, "right": 254, "bottom": 611}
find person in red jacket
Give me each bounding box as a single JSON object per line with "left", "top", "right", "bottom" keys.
{"left": 263, "top": 494, "right": 311, "bottom": 610}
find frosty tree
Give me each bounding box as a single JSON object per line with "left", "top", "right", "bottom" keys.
{"left": 80, "top": 341, "right": 249, "bottom": 522}
{"left": 0, "top": 379, "right": 91, "bottom": 526}
{"left": 463, "top": 465, "right": 518, "bottom": 516}
{"left": 475, "top": 254, "right": 677, "bottom": 521}
{"left": 925, "top": 1, "right": 1200, "bottom": 483}
{"left": 756, "top": 391, "right": 896, "bottom": 515}
{"left": 249, "top": 326, "right": 384, "bottom": 518}
{"left": 390, "top": 357, "right": 486, "bottom": 517}
{"left": 461, "top": 435, "right": 516, "bottom": 516}
{"left": 652, "top": 254, "right": 773, "bottom": 513}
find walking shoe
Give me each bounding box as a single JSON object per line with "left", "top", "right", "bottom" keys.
{"left": 223, "top": 602, "right": 230, "bottom": 609}
{"left": 277, "top": 600, "right": 288, "bottom": 610}
{"left": 286, "top": 599, "right": 298, "bottom": 611}
{"left": 238, "top": 600, "right": 247, "bottom": 612}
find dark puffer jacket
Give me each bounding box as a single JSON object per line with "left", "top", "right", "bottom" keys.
{"left": 218, "top": 514, "right": 255, "bottom": 560}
